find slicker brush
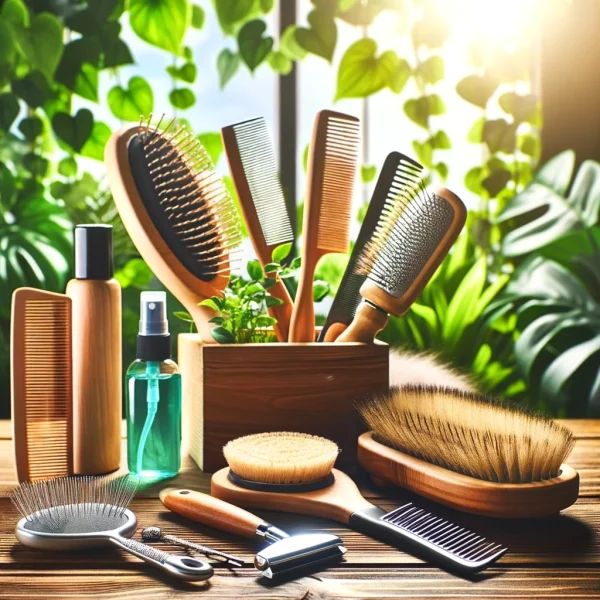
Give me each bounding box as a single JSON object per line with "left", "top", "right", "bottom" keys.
{"left": 336, "top": 185, "right": 466, "bottom": 343}
{"left": 106, "top": 115, "right": 242, "bottom": 342}
{"left": 357, "top": 386, "right": 579, "bottom": 518}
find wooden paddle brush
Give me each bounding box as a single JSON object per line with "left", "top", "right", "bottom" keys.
{"left": 319, "top": 152, "right": 423, "bottom": 342}
{"left": 357, "top": 386, "right": 579, "bottom": 518}
{"left": 106, "top": 116, "right": 242, "bottom": 342}
{"left": 336, "top": 185, "right": 466, "bottom": 343}
{"left": 211, "top": 432, "right": 507, "bottom": 574}
{"left": 221, "top": 117, "right": 294, "bottom": 341}
{"left": 289, "top": 110, "right": 360, "bottom": 342}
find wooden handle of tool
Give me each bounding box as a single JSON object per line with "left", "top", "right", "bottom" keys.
{"left": 335, "top": 303, "right": 389, "bottom": 344}
{"left": 322, "top": 322, "right": 348, "bottom": 342}
{"left": 265, "top": 276, "right": 293, "bottom": 342}
{"left": 185, "top": 302, "right": 220, "bottom": 345}
{"left": 289, "top": 266, "right": 317, "bottom": 342}
{"left": 159, "top": 488, "right": 264, "bottom": 538}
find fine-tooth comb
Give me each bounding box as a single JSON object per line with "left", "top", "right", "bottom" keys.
{"left": 106, "top": 115, "right": 242, "bottom": 343}
{"left": 318, "top": 152, "right": 423, "bottom": 342}
{"left": 336, "top": 185, "right": 467, "bottom": 343}
{"left": 221, "top": 117, "right": 294, "bottom": 342}
{"left": 11, "top": 288, "right": 73, "bottom": 482}
{"left": 289, "top": 110, "right": 360, "bottom": 342}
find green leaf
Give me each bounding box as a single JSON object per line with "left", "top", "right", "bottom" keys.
{"left": 169, "top": 88, "right": 195, "bottom": 110}
{"left": 403, "top": 95, "right": 445, "bottom": 129}
{"left": 80, "top": 121, "right": 111, "bottom": 161}
{"left": 265, "top": 295, "right": 284, "bottom": 307}
{"left": 264, "top": 263, "right": 279, "bottom": 273}
{"left": 0, "top": 162, "right": 15, "bottom": 208}
{"left": 260, "top": 0, "right": 275, "bottom": 12}
{"left": 256, "top": 315, "right": 277, "bottom": 327}
{"left": 271, "top": 242, "right": 292, "bottom": 263}
{"left": 262, "top": 277, "right": 277, "bottom": 288}
{"left": 435, "top": 162, "right": 448, "bottom": 181}
{"left": 412, "top": 139, "right": 433, "bottom": 169}
{"left": 1, "top": 0, "right": 29, "bottom": 27}
{"left": 166, "top": 62, "right": 197, "bottom": 83}
{"left": 52, "top": 109, "right": 94, "bottom": 153}
{"left": 429, "top": 130, "right": 451, "bottom": 150}
{"left": 361, "top": 164, "right": 377, "bottom": 183}
{"left": 387, "top": 56, "right": 411, "bottom": 94}
{"left": 12, "top": 71, "right": 51, "bottom": 107}
{"left": 214, "top": 0, "right": 254, "bottom": 32}
{"left": 499, "top": 91, "right": 537, "bottom": 124}
{"left": 191, "top": 4, "right": 205, "bottom": 28}
{"left": 482, "top": 168, "right": 511, "bottom": 198}
{"left": 100, "top": 29, "right": 134, "bottom": 69}
{"left": 197, "top": 132, "right": 223, "bottom": 165}
{"left": 519, "top": 132, "right": 541, "bottom": 161}
{"left": 108, "top": 76, "right": 154, "bottom": 121}
{"left": 456, "top": 74, "right": 498, "bottom": 108}
{"left": 54, "top": 38, "right": 100, "bottom": 100}
{"left": 291, "top": 256, "right": 301, "bottom": 270}
{"left": 482, "top": 119, "right": 516, "bottom": 154}
{"left": 18, "top": 116, "right": 42, "bottom": 141}
{"left": 280, "top": 25, "right": 307, "bottom": 61}
{"left": 113, "top": 258, "right": 153, "bottom": 289}
{"left": 174, "top": 310, "right": 194, "bottom": 322}
{"left": 217, "top": 49, "right": 240, "bottom": 89}
{"left": 247, "top": 259, "right": 264, "bottom": 281}
{"left": 58, "top": 156, "right": 78, "bottom": 177}
{"left": 238, "top": 19, "right": 273, "bottom": 72}
{"left": 295, "top": 9, "right": 337, "bottom": 63}
{"left": 129, "top": 0, "right": 189, "bottom": 55}
{"left": 467, "top": 117, "right": 485, "bottom": 143}
{"left": 0, "top": 93, "right": 19, "bottom": 131}
{"left": 65, "top": 0, "right": 121, "bottom": 35}
{"left": 416, "top": 55, "right": 444, "bottom": 85}
{"left": 313, "top": 280, "right": 330, "bottom": 302}
{"left": 199, "top": 298, "right": 221, "bottom": 312}
{"left": 208, "top": 316, "right": 224, "bottom": 325}
{"left": 267, "top": 50, "right": 292, "bottom": 75}
{"left": 211, "top": 326, "right": 235, "bottom": 344}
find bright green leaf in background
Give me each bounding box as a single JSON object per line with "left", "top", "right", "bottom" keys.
{"left": 415, "top": 55, "right": 444, "bottom": 85}
{"left": 217, "top": 49, "right": 240, "bottom": 88}
{"left": 166, "top": 62, "right": 197, "bottom": 84}
{"left": 108, "top": 76, "right": 154, "bottom": 121}
{"left": 280, "top": 25, "right": 307, "bottom": 61}
{"left": 238, "top": 19, "right": 273, "bottom": 72}
{"left": 498, "top": 91, "right": 537, "bottom": 124}
{"left": 268, "top": 50, "right": 292, "bottom": 75}
{"left": 52, "top": 109, "right": 94, "bottom": 153}
{"left": 456, "top": 73, "right": 498, "bottom": 108}
{"left": 0, "top": 93, "right": 18, "bottom": 131}
{"left": 58, "top": 156, "right": 77, "bottom": 178}
{"left": 129, "top": 0, "right": 189, "bottom": 55}
{"left": 361, "top": 164, "right": 377, "bottom": 183}
{"left": 295, "top": 9, "right": 337, "bottom": 63}
{"left": 191, "top": 4, "right": 205, "bottom": 29}
{"left": 80, "top": 121, "right": 111, "bottom": 161}
{"left": 247, "top": 259, "right": 263, "bottom": 281}
{"left": 169, "top": 87, "right": 196, "bottom": 110}
{"left": 403, "top": 94, "right": 445, "bottom": 129}
{"left": 272, "top": 242, "right": 292, "bottom": 263}
{"left": 214, "top": 0, "right": 254, "bottom": 34}
{"left": 197, "top": 132, "right": 223, "bottom": 165}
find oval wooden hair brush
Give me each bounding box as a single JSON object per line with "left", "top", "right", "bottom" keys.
{"left": 357, "top": 386, "right": 579, "bottom": 518}
{"left": 211, "top": 432, "right": 507, "bottom": 574}
{"left": 289, "top": 110, "right": 360, "bottom": 342}
{"left": 106, "top": 116, "right": 242, "bottom": 342}
{"left": 336, "top": 185, "right": 466, "bottom": 343}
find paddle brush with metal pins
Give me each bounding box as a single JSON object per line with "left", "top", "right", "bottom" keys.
{"left": 106, "top": 116, "right": 242, "bottom": 342}
{"left": 318, "top": 152, "right": 423, "bottom": 342}
{"left": 289, "top": 110, "right": 360, "bottom": 342}
{"left": 159, "top": 486, "right": 346, "bottom": 579}
{"left": 11, "top": 476, "right": 213, "bottom": 580}
{"left": 357, "top": 386, "right": 579, "bottom": 518}
{"left": 336, "top": 185, "right": 467, "bottom": 343}
{"left": 211, "top": 432, "right": 507, "bottom": 574}
{"left": 221, "top": 117, "right": 294, "bottom": 341}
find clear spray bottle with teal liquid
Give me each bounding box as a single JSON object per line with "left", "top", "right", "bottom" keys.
{"left": 126, "top": 291, "right": 181, "bottom": 479}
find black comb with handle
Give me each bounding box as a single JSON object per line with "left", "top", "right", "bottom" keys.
{"left": 318, "top": 152, "right": 423, "bottom": 342}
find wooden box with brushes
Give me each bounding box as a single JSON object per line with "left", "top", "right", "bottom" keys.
{"left": 178, "top": 333, "right": 389, "bottom": 472}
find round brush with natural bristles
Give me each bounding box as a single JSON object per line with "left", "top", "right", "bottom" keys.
{"left": 356, "top": 386, "right": 579, "bottom": 518}
{"left": 106, "top": 115, "right": 242, "bottom": 342}
{"left": 336, "top": 185, "right": 466, "bottom": 344}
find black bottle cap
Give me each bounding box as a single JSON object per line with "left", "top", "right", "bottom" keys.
{"left": 74, "top": 224, "right": 114, "bottom": 280}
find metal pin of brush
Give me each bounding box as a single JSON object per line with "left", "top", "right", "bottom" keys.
{"left": 160, "top": 488, "right": 346, "bottom": 579}
{"left": 142, "top": 526, "right": 245, "bottom": 567}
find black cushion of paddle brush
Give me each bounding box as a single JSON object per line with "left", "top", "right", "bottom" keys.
{"left": 127, "top": 132, "right": 218, "bottom": 282}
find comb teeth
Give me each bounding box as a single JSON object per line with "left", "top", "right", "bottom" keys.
{"left": 23, "top": 299, "right": 72, "bottom": 481}
{"left": 357, "top": 186, "right": 455, "bottom": 296}
{"left": 317, "top": 114, "right": 360, "bottom": 252}
{"left": 129, "top": 117, "right": 242, "bottom": 282}
{"left": 382, "top": 503, "right": 507, "bottom": 565}
{"left": 230, "top": 117, "right": 294, "bottom": 247}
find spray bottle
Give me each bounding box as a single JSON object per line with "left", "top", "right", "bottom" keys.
{"left": 126, "top": 291, "right": 181, "bottom": 479}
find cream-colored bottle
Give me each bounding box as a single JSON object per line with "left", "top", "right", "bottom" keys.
{"left": 67, "top": 224, "right": 122, "bottom": 474}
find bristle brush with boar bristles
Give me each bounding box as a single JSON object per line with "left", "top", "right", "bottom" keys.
{"left": 356, "top": 386, "right": 579, "bottom": 518}
{"left": 336, "top": 185, "right": 466, "bottom": 343}
{"left": 289, "top": 110, "right": 360, "bottom": 342}
{"left": 106, "top": 115, "right": 242, "bottom": 342}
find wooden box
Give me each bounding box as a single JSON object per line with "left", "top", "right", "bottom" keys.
{"left": 179, "top": 334, "right": 389, "bottom": 473}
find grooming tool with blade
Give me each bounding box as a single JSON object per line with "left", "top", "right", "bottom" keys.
{"left": 319, "top": 152, "right": 423, "bottom": 342}
{"left": 222, "top": 116, "right": 294, "bottom": 342}
{"left": 289, "top": 110, "right": 360, "bottom": 342}
{"left": 160, "top": 487, "right": 346, "bottom": 579}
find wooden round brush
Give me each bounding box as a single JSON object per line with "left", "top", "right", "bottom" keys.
{"left": 336, "top": 185, "right": 466, "bottom": 344}
{"left": 357, "top": 386, "right": 579, "bottom": 518}
{"left": 212, "top": 431, "right": 507, "bottom": 573}
{"left": 106, "top": 116, "right": 242, "bottom": 342}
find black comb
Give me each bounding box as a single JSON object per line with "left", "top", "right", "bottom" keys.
{"left": 318, "top": 152, "right": 423, "bottom": 341}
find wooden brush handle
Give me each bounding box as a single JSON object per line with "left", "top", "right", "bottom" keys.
{"left": 186, "top": 301, "right": 220, "bottom": 343}
{"left": 335, "top": 303, "right": 389, "bottom": 344}
{"left": 289, "top": 266, "right": 317, "bottom": 342}
{"left": 160, "top": 488, "right": 264, "bottom": 538}
{"left": 321, "top": 322, "right": 348, "bottom": 342}
{"left": 265, "top": 277, "right": 293, "bottom": 342}
{"left": 211, "top": 468, "right": 374, "bottom": 524}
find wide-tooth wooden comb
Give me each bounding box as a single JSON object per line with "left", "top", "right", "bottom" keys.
{"left": 336, "top": 186, "right": 467, "bottom": 344}
{"left": 11, "top": 288, "right": 73, "bottom": 482}
{"left": 289, "top": 110, "right": 360, "bottom": 343}
{"left": 221, "top": 117, "right": 294, "bottom": 342}
{"left": 319, "top": 152, "right": 423, "bottom": 342}
{"left": 106, "top": 116, "right": 242, "bottom": 343}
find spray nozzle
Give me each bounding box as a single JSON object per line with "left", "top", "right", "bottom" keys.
{"left": 139, "top": 291, "right": 169, "bottom": 336}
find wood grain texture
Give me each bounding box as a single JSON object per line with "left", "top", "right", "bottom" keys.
{"left": 179, "top": 334, "right": 389, "bottom": 472}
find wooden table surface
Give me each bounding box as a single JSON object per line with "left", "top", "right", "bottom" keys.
{"left": 1, "top": 420, "right": 599, "bottom": 598}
